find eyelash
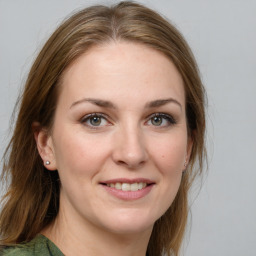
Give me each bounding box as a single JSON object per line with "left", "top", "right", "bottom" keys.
{"left": 80, "top": 112, "right": 177, "bottom": 129}
{"left": 80, "top": 113, "right": 110, "bottom": 129}
{"left": 146, "top": 113, "right": 177, "bottom": 127}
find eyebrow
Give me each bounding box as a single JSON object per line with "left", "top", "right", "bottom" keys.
{"left": 145, "top": 98, "right": 182, "bottom": 109}
{"left": 70, "top": 98, "right": 116, "bottom": 109}
{"left": 70, "top": 97, "right": 182, "bottom": 110}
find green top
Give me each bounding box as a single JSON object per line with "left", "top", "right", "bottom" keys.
{"left": 0, "top": 235, "right": 64, "bottom": 256}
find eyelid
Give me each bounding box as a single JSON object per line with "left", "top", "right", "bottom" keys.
{"left": 145, "top": 112, "right": 177, "bottom": 126}
{"left": 80, "top": 112, "right": 112, "bottom": 129}
{"left": 79, "top": 112, "right": 176, "bottom": 129}
{"left": 80, "top": 112, "right": 105, "bottom": 122}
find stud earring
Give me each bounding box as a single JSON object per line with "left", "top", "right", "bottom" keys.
{"left": 182, "top": 161, "right": 188, "bottom": 176}
{"left": 45, "top": 161, "right": 50, "bottom": 165}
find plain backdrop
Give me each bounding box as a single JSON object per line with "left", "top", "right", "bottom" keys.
{"left": 0, "top": 0, "right": 256, "bottom": 255}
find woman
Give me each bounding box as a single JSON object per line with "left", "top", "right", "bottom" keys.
{"left": 0, "top": 1, "right": 206, "bottom": 255}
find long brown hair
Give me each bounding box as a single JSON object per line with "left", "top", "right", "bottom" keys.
{"left": 0, "top": 1, "right": 207, "bottom": 255}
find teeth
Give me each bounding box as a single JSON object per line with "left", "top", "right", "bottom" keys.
{"left": 115, "top": 182, "right": 122, "bottom": 190}
{"left": 122, "top": 183, "right": 130, "bottom": 191}
{"left": 130, "top": 183, "right": 138, "bottom": 191}
{"left": 107, "top": 182, "right": 147, "bottom": 191}
{"left": 138, "top": 182, "right": 143, "bottom": 190}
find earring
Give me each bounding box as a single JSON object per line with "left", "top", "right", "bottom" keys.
{"left": 182, "top": 161, "right": 187, "bottom": 176}
{"left": 45, "top": 161, "right": 50, "bottom": 165}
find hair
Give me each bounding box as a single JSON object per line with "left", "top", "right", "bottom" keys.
{"left": 0, "top": 1, "right": 207, "bottom": 255}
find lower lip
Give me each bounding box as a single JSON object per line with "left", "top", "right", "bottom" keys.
{"left": 101, "top": 184, "right": 154, "bottom": 200}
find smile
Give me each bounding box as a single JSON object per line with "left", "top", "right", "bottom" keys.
{"left": 100, "top": 179, "right": 155, "bottom": 200}
{"left": 106, "top": 182, "right": 147, "bottom": 191}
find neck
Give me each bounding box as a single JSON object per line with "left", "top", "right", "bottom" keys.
{"left": 41, "top": 203, "right": 152, "bottom": 256}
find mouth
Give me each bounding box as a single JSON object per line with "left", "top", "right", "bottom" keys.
{"left": 103, "top": 182, "right": 148, "bottom": 192}
{"left": 100, "top": 178, "right": 155, "bottom": 196}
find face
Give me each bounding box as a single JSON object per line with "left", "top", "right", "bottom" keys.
{"left": 39, "top": 42, "right": 192, "bottom": 236}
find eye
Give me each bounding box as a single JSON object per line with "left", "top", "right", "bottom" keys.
{"left": 81, "top": 113, "right": 110, "bottom": 128}
{"left": 89, "top": 116, "right": 102, "bottom": 126}
{"left": 146, "top": 113, "right": 176, "bottom": 127}
{"left": 151, "top": 116, "right": 163, "bottom": 126}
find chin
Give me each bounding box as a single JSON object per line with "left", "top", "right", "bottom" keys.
{"left": 96, "top": 208, "right": 157, "bottom": 235}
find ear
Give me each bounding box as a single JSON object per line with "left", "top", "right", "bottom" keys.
{"left": 32, "top": 122, "right": 57, "bottom": 171}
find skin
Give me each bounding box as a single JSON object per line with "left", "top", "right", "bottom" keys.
{"left": 35, "top": 41, "right": 193, "bottom": 256}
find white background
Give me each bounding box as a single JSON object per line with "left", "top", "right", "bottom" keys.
{"left": 0, "top": 0, "right": 256, "bottom": 255}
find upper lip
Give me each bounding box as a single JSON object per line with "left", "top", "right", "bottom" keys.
{"left": 100, "top": 178, "right": 155, "bottom": 185}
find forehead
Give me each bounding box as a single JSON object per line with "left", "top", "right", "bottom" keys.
{"left": 58, "top": 41, "right": 185, "bottom": 108}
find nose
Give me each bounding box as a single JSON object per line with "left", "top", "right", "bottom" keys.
{"left": 112, "top": 126, "right": 148, "bottom": 169}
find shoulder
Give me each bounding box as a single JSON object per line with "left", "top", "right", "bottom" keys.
{"left": 0, "top": 234, "right": 63, "bottom": 256}
{"left": 1, "top": 245, "right": 35, "bottom": 256}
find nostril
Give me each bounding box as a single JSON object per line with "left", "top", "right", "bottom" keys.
{"left": 117, "top": 160, "right": 126, "bottom": 165}
{"left": 116, "top": 159, "right": 146, "bottom": 169}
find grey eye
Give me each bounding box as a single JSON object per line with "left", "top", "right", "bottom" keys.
{"left": 151, "top": 116, "right": 163, "bottom": 126}
{"left": 89, "top": 116, "right": 102, "bottom": 126}
{"left": 146, "top": 113, "right": 176, "bottom": 127}
{"left": 81, "top": 113, "right": 110, "bottom": 129}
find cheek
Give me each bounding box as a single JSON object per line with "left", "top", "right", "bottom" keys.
{"left": 52, "top": 129, "right": 111, "bottom": 179}
{"left": 149, "top": 134, "right": 187, "bottom": 174}
{"left": 151, "top": 135, "right": 187, "bottom": 211}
